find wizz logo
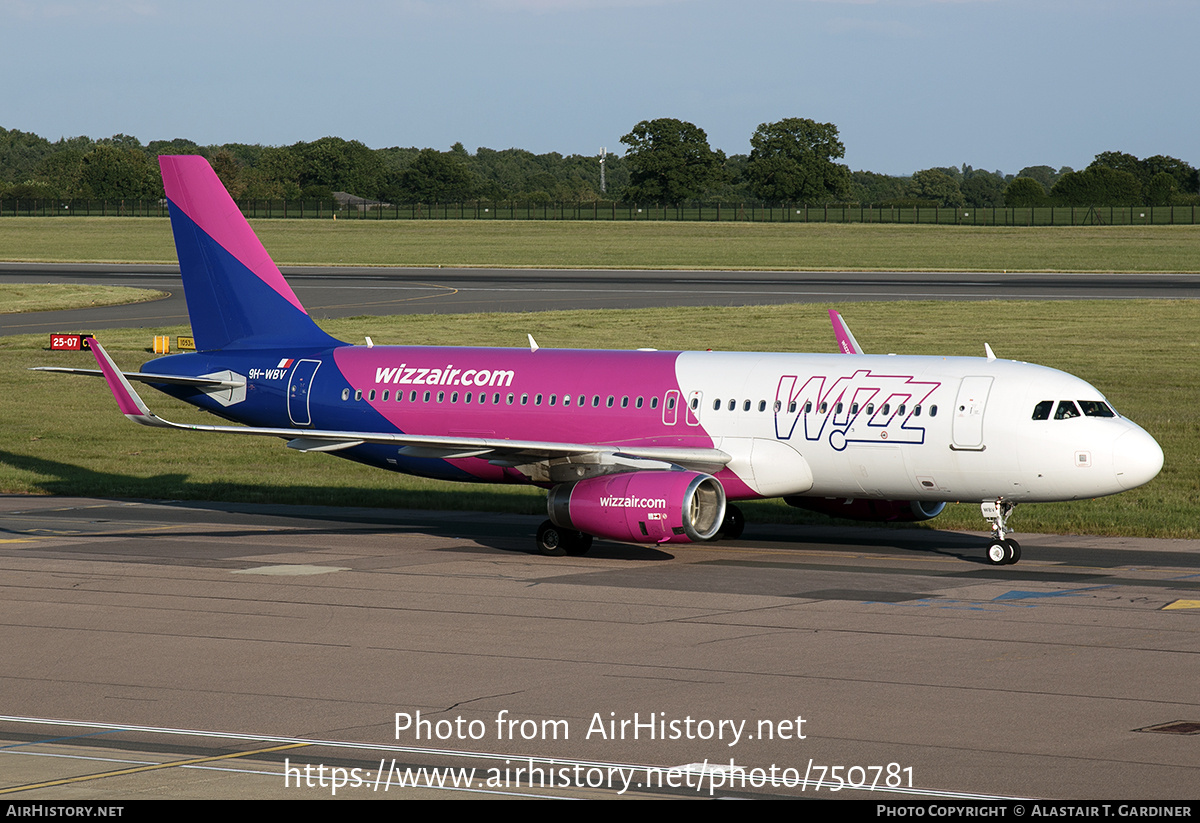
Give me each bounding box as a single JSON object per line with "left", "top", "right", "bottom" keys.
{"left": 774, "top": 370, "right": 940, "bottom": 451}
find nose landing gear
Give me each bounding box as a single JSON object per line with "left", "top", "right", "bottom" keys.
{"left": 982, "top": 499, "right": 1021, "bottom": 565}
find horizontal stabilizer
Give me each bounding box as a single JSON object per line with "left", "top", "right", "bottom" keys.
{"left": 31, "top": 367, "right": 244, "bottom": 389}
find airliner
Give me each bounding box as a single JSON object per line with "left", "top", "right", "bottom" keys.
{"left": 42, "top": 156, "right": 1164, "bottom": 565}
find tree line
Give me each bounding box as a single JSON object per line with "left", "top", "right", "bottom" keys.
{"left": 1, "top": 122, "right": 1196, "bottom": 208}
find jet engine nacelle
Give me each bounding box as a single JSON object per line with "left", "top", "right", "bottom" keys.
{"left": 548, "top": 470, "right": 726, "bottom": 544}
{"left": 784, "top": 496, "right": 947, "bottom": 523}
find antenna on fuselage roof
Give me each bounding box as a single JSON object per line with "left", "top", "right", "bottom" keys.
{"left": 528, "top": 334, "right": 539, "bottom": 352}
{"left": 985, "top": 343, "right": 996, "bottom": 361}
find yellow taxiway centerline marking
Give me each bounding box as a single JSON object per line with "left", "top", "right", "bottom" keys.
{"left": 0, "top": 742, "right": 309, "bottom": 794}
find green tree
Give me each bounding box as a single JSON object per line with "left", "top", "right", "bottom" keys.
{"left": 960, "top": 170, "right": 1007, "bottom": 208}
{"left": 1051, "top": 166, "right": 1142, "bottom": 206}
{"left": 76, "top": 145, "right": 160, "bottom": 199}
{"left": 620, "top": 118, "right": 724, "bottom": 204}
{"left": 0, "top": 127, "right": 54, "bottom": 185}
{"left": 909, "top": 168, "right": 964, "bottom": 207}
{"left": 1145, "top": 172, "right": 1178, "bottom": 206}
{"left": 1004, "top": 177, "right": 1049, "bottom": 207}
{"left": 849, "top": 170, "right": 908, "bottom": 205}
{"left": 32, "top": 148, "right": 85, "bottom": 198}
{"left": 395, "top": 148, "right": 476, "bottom": 203}
{"left": 1142, "top": 155, "right": 1198, "bottom": 194}
{"left": 295, "top": 137, "right": 385, "bottom": 198}
{"left": 745, "top": 118, "right": 850, "bottom": 203}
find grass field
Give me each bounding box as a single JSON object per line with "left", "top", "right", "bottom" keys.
{"left": 2, "top": 218, "right": 1200, "bottom": 272}
{"left": 3, "top": 299, "right": 1195, "bottom": 538}
{"left": 0, "top": 284, "right": 166, "bottom": 314}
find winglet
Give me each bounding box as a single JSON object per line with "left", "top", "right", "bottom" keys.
{"left": 89, "top": 340, "right": 168, "bottom": 428}
{"left": 829, "top": 310, "right": 865, "bottom": 354}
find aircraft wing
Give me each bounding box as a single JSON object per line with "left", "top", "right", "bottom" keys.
{"left": 84, "top": 340, "right": 731, "bottom": 471}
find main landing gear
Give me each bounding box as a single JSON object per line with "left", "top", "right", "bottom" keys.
{"left": 982, "top": 499, "right": 1021, "bottom": 565}
{"left": 536, "top": 520, "right": 593, "bottom": 557}
{"left": 718, "top": 503, "right": 745, "bottom": 540}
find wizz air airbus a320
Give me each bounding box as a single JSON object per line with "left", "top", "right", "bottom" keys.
{"left": 44, "top": 156, "right": 1164, "bottom": 565}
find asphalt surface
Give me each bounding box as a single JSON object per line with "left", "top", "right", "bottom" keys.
{"left": 3, "top": 262, "right": 1199, "bottom": 337}
{"left": 1, "top": 496, "right": 1198, "bottom": 800}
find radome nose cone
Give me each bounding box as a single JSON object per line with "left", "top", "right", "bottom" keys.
{"left": 1113, "top": 427, "right": 1164, "bottom": 490}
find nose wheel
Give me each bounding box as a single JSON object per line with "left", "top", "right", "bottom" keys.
{"left": 982, "top": 500, "right": 1021, "bottom": 565}
{"left": 986, "top": 537, "right": 1022, "bottom": 565}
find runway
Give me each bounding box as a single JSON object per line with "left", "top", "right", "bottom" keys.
{"left": 3, "top": 262, "right": 1198, "bottom": 337}
{"left": 2, "top": 496, "right": 1198, "bottom": 800}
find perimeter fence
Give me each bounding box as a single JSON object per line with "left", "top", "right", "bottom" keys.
{"left": 2, "top": 199, "right": 1198, "bottom": 226}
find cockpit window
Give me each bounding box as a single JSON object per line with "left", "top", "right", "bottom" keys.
{"left": 1032, "top": 400, "right": 1053, "bottom": 420}
{"left": 1079, "top": 400, "right": 1116, "bottom": 418}
{"left": 1054, "top": 401, "right": 1081, "bottom": 420}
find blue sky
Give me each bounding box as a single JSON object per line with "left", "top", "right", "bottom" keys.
{"left": 3, "top": 0, "right": 1195, "bottom": 175}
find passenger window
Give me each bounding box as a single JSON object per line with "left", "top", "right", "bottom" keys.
{"left": 593, "top": 396, "right": 600, "bottom": 407}
{"left": 1055, "top": 401, "right": 1080, "bottom": 420}
{"left": 774, "top": 400, "right": 782, "bottom": 412}
{"left": 930, "top": 405, "right": 937, "bottom": 417}
{"left": 465, "top": 392, "right": 472, "bottom": 403}
{"left": 881, "top": 403, "right": 889, "bottom": 415}
{"left": 423, "top": 391, "right": 431, "bottom": 402}
{"left": 451, "top": 391, "right": 458, "bottom": 403}
{"left": 355, "top": 389, "right": 363, "bottom": 401}
{"left": 1032, "top": 400, "right": 1053, "bottom": 420}
{"left": 898, "top": 404, "right": 905, "bottom": 416}
{"left": 535, "top": 393, "right": 542, "bottom": 406}
{"left": 437, "top": 391, "right": 445, "bottom": 403}
{"left": 651, "top": 397, "right": 659, "bottom": 409}
{"left": 606, "top": 396, "right": 614, "bottom": 408}
{"left": 835, "top": 402, "right": 843, "bottom": 414}
{"left": 804, "top": 401, "right": 812, "bottom": 414}
{"left": 713, "top": 399, "right": 722, "bottom": 411}
{"left": 866, "top": 403, "right": 874, "bottom": 415}
{"left": 851, "top": 403, "right": 859, "bottom": 414}
{"left": 728, "top": 399, "right": 736, "bottom": 411}
{"left": 494, "top": 393, "right": 501, "bottom": 404}
{"left": 621, "top": 396, "right": 629, "bottom": 408}
{"left": 759, "top": 400, "right": 767, "bottom": 412}
{"left": 369, "top": 390, "right": 376, "bottom": 401}
{"left": 690, "top": 397, "right": 699, "bottom": 410}
{"left": 1079, "top": 401, "right": 1115, "bottom": 418}
{"left": 743, "top": 400, "right": 751, "bottom": 412}
{"left": 549, "top": 394, "right": 556, "bottom": 406}
{"left": 507, "top": 393, "right": 514, "bottom": 405}
{"left": 819, "top": 402, "right": 828, "bottom": 413}
{"left": 521, "top": 393, "right": 528, "bottom": 405}
{"left": 563, "top": 395, "right": 571, "bottom": 407}
{"left": 341, "top": 388, "right": 350, "bottom": 401}
{"left": 636, "top": 396, "right": 644, "bottom": 409}
{"left": 913, "top": 404, "right": 921, "bottom": 417}
{"left": 382, "top": 390, "right": 390, "bottom": 402}
{"left": 410, "top": 391, "right": 418, "bottom": 402}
